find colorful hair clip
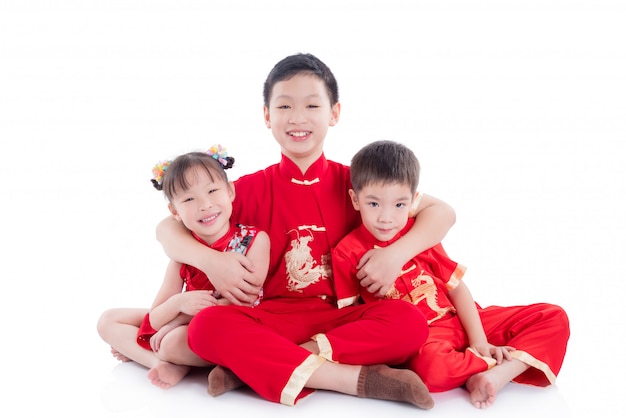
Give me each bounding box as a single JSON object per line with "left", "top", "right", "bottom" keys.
{"left": 207, "top": 144, "right": 229, "bottom": 168}
{"left": 151, "top": 160, "right": 171, "bottom": 190}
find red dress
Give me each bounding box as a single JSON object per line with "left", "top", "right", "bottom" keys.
{"left": 136, "top": 223, "right": 261, "bottom": 350}
{"left": 187, "top": 154, "right": 429, "bottom": 405}
{"left": 332, "top": 218, "right": 570, "bottom": 392}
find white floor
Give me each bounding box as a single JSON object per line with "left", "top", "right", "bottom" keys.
{"left": 2, "top": 1, "right": 625, "bottom": 417}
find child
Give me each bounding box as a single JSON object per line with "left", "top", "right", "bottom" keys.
{"left": 155, "top": 53, "right": 457, "bottom": 408}
{"left": 331, "top": 140, "right": 570, "bottom": 409}
{"left": 97, "top": 145, "right": 270, "bottom": 389}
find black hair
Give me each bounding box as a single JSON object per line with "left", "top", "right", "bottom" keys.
{"left": 262, "top": 53, "right": 339, "bottom": 107}
{"left": 152, "top": 152, "right": 234, "bottom": 202}
{"left": 350, "top": 140, "right": 420, "bottom": 194}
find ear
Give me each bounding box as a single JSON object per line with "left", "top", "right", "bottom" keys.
{"left": 263, "top": 105, "right": 271, "bottom": 128}
{"left": 329, "top": 102, "right": 341, "bottom": 126}
{"left": 167, "top": 203, "right": 182, "bottom": 221}
{"left": 348, "top": 189, "right": 360, "bottom": 211}
{"left": 408, "top": 191, "right": 422, "bottom": 218}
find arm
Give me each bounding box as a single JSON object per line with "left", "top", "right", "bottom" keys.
{"left": 357, "top": 193, "right": 457, "bottom": 297}
{"left": 147, "top": 259, "right": 214, "bottom": 330}
{"left": 156, "top": 215, "right": 261, "bottom": 305}
{"left": 243, "top": 230, "right": 271, "bottom": 288}
{"left": 448, "top": 281, "right": 514, "bottom": 364}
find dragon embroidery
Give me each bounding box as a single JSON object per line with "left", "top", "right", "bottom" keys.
{"left": 387, "top": 266, "right": 454, "bottom": 324}
{"left": 284, "top": 227, "right": 331, "bottom": 292}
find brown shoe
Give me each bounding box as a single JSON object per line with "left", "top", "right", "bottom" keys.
{"left": 207, "top": 365, "right": 245, "bottom": 397}
{"left": 357, "top": 364, "right": 434, "bottom": 410}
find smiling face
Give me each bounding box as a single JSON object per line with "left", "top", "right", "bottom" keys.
{"left": 263, "top": 73, "right": 340, "bottom": 173}
{"left": 349, "top": 181, "right": 417, "bottom": 242}
{"left": 167, "top": 166, "right": 235, "bottom": 245}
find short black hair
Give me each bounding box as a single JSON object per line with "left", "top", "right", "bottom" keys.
{"left": 350, "top": 140, "right": 420, "bottom": 194}
{"left": 263, "top": 53, "right": 339, "bottom": 106}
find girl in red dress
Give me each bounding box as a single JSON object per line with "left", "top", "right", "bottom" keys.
{"left": 97, "top": 146, "right": 270, "bottom": 389}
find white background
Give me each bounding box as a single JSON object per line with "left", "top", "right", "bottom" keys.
{"left": 1, "top": 1, "right": 624, "bottom": 417}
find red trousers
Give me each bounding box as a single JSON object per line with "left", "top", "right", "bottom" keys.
{"left": 188, "top": 297, "right": 428, "bottom": 405}
{"left": 408, "top": 302, "right": 570, "bottom": 392}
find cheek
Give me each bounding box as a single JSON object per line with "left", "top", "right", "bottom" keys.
{"left": 360, "top": 210, "right": 377, "bottom": 225}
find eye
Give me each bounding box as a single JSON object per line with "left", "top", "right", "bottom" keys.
{"left": 208, "top": 188, "right": 218, "bottom": 194}
{"left": 396, "top": 202, "right": 407, "bottom": 208}
{"left": 307, "top": 104, "right": 320, "bottom": 109}
{"left": 367, "top": 202, "right": 379, "bottom": 208}
{"left": 277, "top": 104, "right": 291, "bottom": 109}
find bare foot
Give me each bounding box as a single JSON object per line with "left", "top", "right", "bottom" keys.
{"left": 147, "top": 361, "right": 191, "bottom": 389}
{"left": 111, "top": 347, "right": 131, "bottom": 362}
{"left": 465, "top": 358, "right": 527, "bottom": 408}
{"left": 465, "top": 371, "right": 498, "bottom": 409}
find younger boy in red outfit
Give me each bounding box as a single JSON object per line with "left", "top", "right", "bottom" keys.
{"left": 332, "top": 140, "right": 570, "bottom": 409}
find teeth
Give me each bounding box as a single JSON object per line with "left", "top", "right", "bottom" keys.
{"left": 200, "top": 214, "right": 218, "bottom": 223}
{"left": 290, "top": 132, "right": 308, "bottom": 137}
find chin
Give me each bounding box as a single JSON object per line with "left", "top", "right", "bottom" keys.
{"left": 374, "top": 232, "right": 395, "bottom": 242}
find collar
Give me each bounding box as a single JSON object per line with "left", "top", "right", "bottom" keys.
{"left": 278, "top": 153, "right": 328, "bottom": 185}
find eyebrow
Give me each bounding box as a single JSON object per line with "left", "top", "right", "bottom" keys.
{"left": 272, "top": 93, "right": 323, "bottom": 101}
{"left": 362, "top": 193, "right": 411, "bottom": 202}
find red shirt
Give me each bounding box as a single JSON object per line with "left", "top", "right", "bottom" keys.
{"left": 332, "top": 218, "right": 466, "bottom": 324}
{"left": 232, "top": 154, "right": 360, "bottom": 300}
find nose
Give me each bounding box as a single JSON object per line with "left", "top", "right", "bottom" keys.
{"left": 288, "top": 107, "right": 307, "bottom": 124}
{"left": 198, "top": 196, "right": 214, "bottom": 210}
{"left": 377, "top": 207, "right": 393, "bottom": 223}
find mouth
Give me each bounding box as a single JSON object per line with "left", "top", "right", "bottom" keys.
{"left": 376, "top": 227, "right": 395, "bottom": 235}
{"left": 288, "top": 131, "right": 311, "bottom": 140}
{"left": 199, "top": 213, "right": 219, "bottom": 224}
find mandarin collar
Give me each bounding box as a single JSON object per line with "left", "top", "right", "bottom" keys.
{"left": 278, "top": 153, "right": 328, "bottom": 183}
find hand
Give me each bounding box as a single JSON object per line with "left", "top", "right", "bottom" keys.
{"left": 356, "top": 247, "right": 403, "bottom": 297}
{"left": 201, "top": 252, "right": 263, "bottom": 306}
{"left": 150, "top": 324, "right": 173, "bottom": 352}
{"left": 178, "top": 290, "right": 220, "bottom": 316}
{"left": 470, "top": 342, "right": 515, "bottom": 364}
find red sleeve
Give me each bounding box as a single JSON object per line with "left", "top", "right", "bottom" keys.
{"left": 417, "top": 243, "right": 466, "bottom": 290}
{"left": 331, "top": 233, "right": 363, "bottom": 308}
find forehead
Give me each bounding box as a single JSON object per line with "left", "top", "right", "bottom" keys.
{"left": 183, "top": 165, "right": 223, "bottom": 184}
{"left": 270, "top": 74, "right": 328, "bottom": 101}
{"left": 359, "top": 181, "right": 413, "bottom": 197}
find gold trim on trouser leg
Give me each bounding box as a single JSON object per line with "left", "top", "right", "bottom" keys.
{"left": 510, "top": 350, "right": 557, "bottom": 384}
{"left": 469, "top": 348, "right": 557, "bottom": 385}
{"left": 280, "top": 354, "right": 326, "bottom": 406}
{"left": 311, "top": 333, "right": 334, "bottom": 361}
